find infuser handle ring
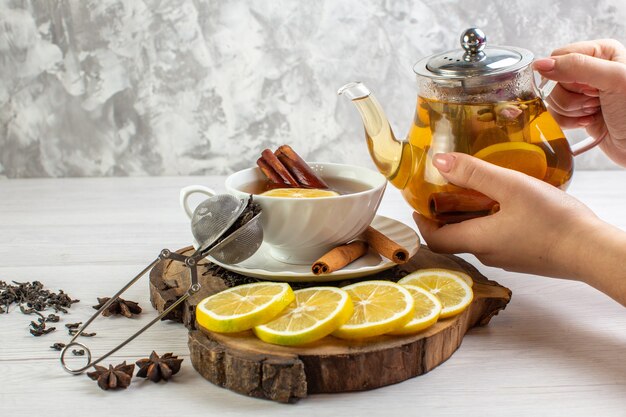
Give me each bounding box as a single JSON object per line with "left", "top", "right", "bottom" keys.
{"left": 60, "top": 342, "right": 93, "bottom": 375}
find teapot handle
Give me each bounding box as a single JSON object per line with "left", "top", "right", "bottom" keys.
{"left": 537, "top": 76, "right": 607, "bottom": 156}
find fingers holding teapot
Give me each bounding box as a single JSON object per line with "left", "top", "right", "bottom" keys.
{"left": 533, "top": 39, "right": 626, "bottom": 92}
{"left": 413, "top": 152, "right": 598, "bottom": 277}
{"left": 533, "top": 39, "right": 626, "bottom": 166}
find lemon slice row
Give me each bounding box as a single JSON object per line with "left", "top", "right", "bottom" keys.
{"left": 195, "top": 269, "right": 474, "bottom": 346}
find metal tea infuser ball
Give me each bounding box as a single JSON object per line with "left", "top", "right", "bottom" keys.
{"left": 60, "top": 194, "right": 263, "bottom": 374}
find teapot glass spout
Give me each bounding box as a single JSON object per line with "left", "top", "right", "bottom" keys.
{"left": 338, "top": 82, "right": 408, "bottom": 187}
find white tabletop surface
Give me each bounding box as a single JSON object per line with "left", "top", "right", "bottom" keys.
{"left": 1, "top": 172, "right": 625, "bottom": 417}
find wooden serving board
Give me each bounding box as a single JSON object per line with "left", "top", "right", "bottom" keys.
{"left": 149, "top": 245, "right": 511, "bottom": 403}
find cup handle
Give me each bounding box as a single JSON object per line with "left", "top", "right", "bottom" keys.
{"left": 179, "top": 185, "right": 216, "bottom": 219}
{"left": 536, "top": 75, "right": 607, "bottom": 156}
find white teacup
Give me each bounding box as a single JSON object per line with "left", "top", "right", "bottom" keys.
{"left": 180, "top": 162, "right": 387, "bottom": 264}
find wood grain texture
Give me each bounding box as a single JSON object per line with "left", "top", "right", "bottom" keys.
{"left": 150, "top": 245, "right": 511, "bottom": 402}
{"left": 1, "top": 174, "right": 625, "bottom": 417}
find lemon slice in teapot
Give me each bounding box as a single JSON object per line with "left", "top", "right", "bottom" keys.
{"left": 473, "top": 142, "right": 548, "bottom": 180}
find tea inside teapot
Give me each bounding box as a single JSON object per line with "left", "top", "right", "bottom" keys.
{"left": 339, "top": 28, "right": 581, "bottom": 224}
{"left": 406, "top": 94, "right": 573, "bottom": 223}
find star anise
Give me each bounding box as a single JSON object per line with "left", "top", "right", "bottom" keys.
{"left": 87, "top": 362, "right": 135, "bottom": 390}
{"left": 92, "top": 297, "right": 142, "bottom": 318}
{"left": 136, "top": 351, "right": 183, "bottom": 382}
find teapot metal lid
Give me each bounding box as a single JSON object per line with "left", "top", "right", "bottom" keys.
{"left": 413, "top": 28, "right": 534, "bottom": 80}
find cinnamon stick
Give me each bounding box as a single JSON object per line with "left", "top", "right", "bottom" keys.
{"left": 432, "top": 212, "right": 487, "bottom": 224}
{"left": 256, "top": 157, "right": 290, "bottom": 187}
{"left": 429, "top": 190, "right": 497, "bottom": 214}
{"left": 260, "top": 149, "right": 298, "bottom": 186}
{"left": 311, "top": 241, "right": 368, "bottom": 275}
{"left": 362, "top": 226, "right": 410, "bottom": 264}
{"left": 275, "top": 145, "right": 329, "bottom": 189}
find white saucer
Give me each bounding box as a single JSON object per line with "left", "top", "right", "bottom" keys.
{"left": 206, "top": 215, "right": 420, "bottom": 282}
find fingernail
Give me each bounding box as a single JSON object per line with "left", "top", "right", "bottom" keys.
{"left": 433, "top": 153, "right": 455, "bottom": 173}
{"left": 582, "top": 88, "right": 600, "bottom": 97}
{"left": 533, "top": 58, "right": 556, "bottom": 71}
{"left": 583, "top": 107, "right": 599, "bottom": 114}
{"left": 583, "top": 99, "right": 599, "bottom": 108}
{"left": 578, "top": 115, "right": 595, "bottom": 126}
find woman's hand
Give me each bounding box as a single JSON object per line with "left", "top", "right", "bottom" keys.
{"left": 414, "top": 153, "right": 626, "bottom": 305}
{"left": 414, "top": 153, "right": 598, "bottom": 277}
{"left": 533, "top": 39, "right": 626, "bottom": 166}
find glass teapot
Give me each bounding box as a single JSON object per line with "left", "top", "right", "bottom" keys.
{"left": 338, "top": 28, "right": 604, "bottom": 224}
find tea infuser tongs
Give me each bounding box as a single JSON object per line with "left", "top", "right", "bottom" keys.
{"left": 60, "top": 194, "right": 263, "bottom": 375}
{"left": 59, "top": 249, "right": 201, "bottom": 374}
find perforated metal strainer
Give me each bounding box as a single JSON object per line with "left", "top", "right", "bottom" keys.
{"left": 191, "top": 194, "right": 263, "bottom": 262}
{"left": 191, "top": 194, "right": 246, "bottom": 250}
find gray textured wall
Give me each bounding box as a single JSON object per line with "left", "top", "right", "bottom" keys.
{"left": 1, "top": 0, "right": 625, "bottom": 178}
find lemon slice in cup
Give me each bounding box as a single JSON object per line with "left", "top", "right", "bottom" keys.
{"left": 387, "top": 284, "right": 442, "bottom": 335}
{"left": 254, "top": 287, "right": 353, "bottom": 346}
{"left": 260, "top": 188, "right": 339, "bottom": 198}
{"left": 472, "top": 141, "right": 548, "bottom": 180}
{"left": 398, "top": 269, "right": 473, "bottom": 319}
{"left": 196, "top": 282, "right": 294, "bottom": 333}
{"left": 332, "top": 281, "right": 414, "bottom": 339}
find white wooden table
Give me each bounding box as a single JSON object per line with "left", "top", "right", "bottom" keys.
{"left": 1, "top": 172, "right": 625, "bottom": 417}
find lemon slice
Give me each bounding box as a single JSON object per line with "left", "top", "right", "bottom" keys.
{"left": 387, "top": 284, "right": 442, "bottom": 335}
{"left": 196, "top": 282, "right": 294, "bottom": 333}
{"left": 398, "top": 269, "right": 473, "bottom": 319}
{"left": 402, "top": 268, "right": 473, "bottom": 288}
{"left": 472, "top": 141, "right": 548, "bottom": 180}
{"left": 253, "top": 287, "right": 353, "bottom": 346}
{"left": 260, "top": 188, "right": 339, "bottom": 198}
{"left": 332, "top": 281, "right": 414, "bottom": 339}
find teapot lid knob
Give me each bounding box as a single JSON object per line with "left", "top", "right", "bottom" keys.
{"left": 414, "top": 27, "right": 533, "bottom": 79}
{"left": 460, "top": 28, "right": 486, "bottom": 60}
